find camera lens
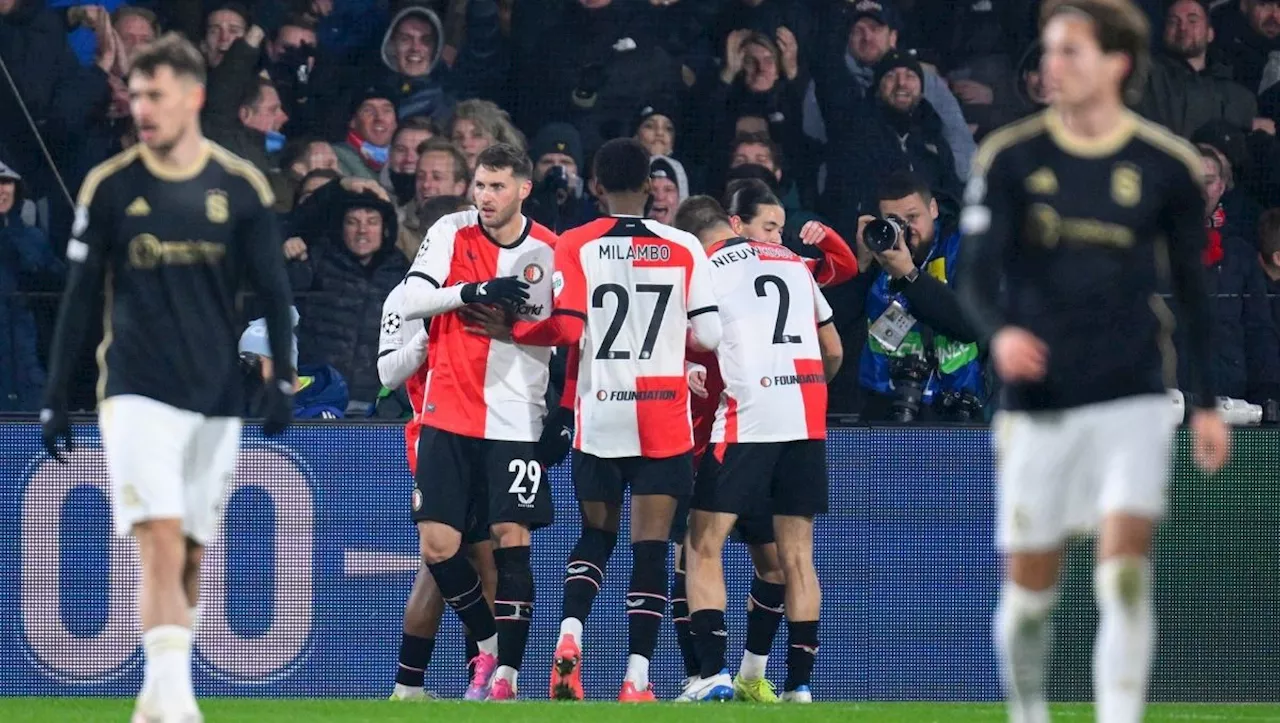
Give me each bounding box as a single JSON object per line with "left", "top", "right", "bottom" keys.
{"left": 864, "top": 218, "right": 899, "bottom": 254}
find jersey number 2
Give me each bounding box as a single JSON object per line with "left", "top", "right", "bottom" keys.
{"left": 755, "top": 275, "right": 801, "bottom": 344}
{"left": 508, "top": 459, "right": 542, "bottom": 506}
{"left": 592, "top": 283, "right": 672, "bottom": 360}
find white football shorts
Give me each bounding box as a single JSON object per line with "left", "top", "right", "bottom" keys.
{"left": 98, "top": 394, "right": 242, "bottom": 543}
{"left": 993, "top": 394, "right": 1179, "bottom": 552}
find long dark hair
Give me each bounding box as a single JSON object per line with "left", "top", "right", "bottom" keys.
{"left": 723, "top": 178, "right": 781, "bottom": 223}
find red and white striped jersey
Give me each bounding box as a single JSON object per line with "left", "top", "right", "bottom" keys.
{"left": 555, "top": 216, "right": 718, "bottom": 458}
{"left": 405, "top": 210, "right": 557, "bottom": 442}
{"left": 707, "top": 238, "right": 833, "bottom": 443}
{"left": 377, "top": 282, "right": 430, "bottom": 472}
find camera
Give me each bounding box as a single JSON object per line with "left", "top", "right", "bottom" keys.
{"left": 864, "top": 214, "right": 912, "bottom": 254}
{"left": 936, "top": 390, "right": 984, "bottom": 422}
{"left": 889, "top": 355, "right": 932, "bottom": 422}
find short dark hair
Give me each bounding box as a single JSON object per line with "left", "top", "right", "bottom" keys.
{"left": 876, "top": 170, "right": 934, "bottom": 205}
{"left": 277, "top": 13, "right": 317, "bottom": 36}
{"left": 1040, "top": 0, "right": 1150, "bottom": 104}
{"left": 131, "top": 32, "right": 208, "bottom": 85}
{"left": 594, "top": 138, "right": 651, "bottom": 193}
{"left": 238, "top": 76, "right": 276, "bottom": 112}
{"left": 724, "top": 178, "right": 782, "bottom": 223}
{"left": 418, "top": 195, "right": 472, "bottom": 230}
{"left": 395, "top": 115, "right": 442, "bottom": 144}
{"left": 476, "top": 143, "right": 533, "bottom": 180}
{"left": 674, "top": 196, "right": 732, "bottom": 238}
{"left": 113, "top": 6, "right": 159, "bottom": 34}
{"left": 418, "top": 137, "right": 470, "bottom": 185}
{"left": 730, "top": 132, "right": 783, "bottom": 170}
{"left": 207, "top": 1, "right": 251, "bottom": 27}
{"left": 1259, "top": 208, "right": 1280, "bottom": 257}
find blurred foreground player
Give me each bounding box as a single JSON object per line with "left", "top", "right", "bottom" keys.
{"left": 958, "top": 2, "right": 1230, "bottom": 722}
{"left": 39, "top": 33, "right": 296, "bottom": 723}
{"left": 399, "top": 144, "right": 558, "bottom": 700}
{"left": 378, "top": 203, "right": 499, "bottom": 701}
{"left": 673, "top": 196, "right": 841, "bottom": 703}
{"left": 468, "top": 138, "right": 722, "bottom": 701}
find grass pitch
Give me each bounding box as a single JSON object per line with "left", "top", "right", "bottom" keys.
{"left": 2, "top": 699, "right": 1277, "bottom": 722}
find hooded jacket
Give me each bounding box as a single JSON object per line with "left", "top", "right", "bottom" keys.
{"left": 379, "top": 5, "right": 455, "bottom": 123}
{"left": 290, "top": 184, "right": 409, "bottom": 403}
{"left": 0, "top": 161, "right": 64, "bottom": 411}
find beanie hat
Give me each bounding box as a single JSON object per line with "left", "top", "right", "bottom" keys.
{"left": 529, "top": 122, "right": 584, "bottom": 169}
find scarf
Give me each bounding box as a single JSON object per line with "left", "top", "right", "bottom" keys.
{"left": 346, "top": 130, "right": 389, "bottom": 171}
{"left": 1204, "top": 203, "right": 1225, "bottom": 267}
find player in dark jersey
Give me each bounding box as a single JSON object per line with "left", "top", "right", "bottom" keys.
{"left": 38, "top": 33, "right": 295, "bottom": 723}
{"left": 957, "top": 3, "right": 1230, "bottom": 722}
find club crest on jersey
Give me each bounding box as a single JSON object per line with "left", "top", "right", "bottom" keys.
{"left": 522, "top": 263, "right": 545, "bottom": 284}
{"left": 1110, "top": 163, "right": 1141, "bottom": 208}
{"left": 206, "top": 189, "right": 230, "bottom": 223}
{"left": 411, "top": 489, "right": 422, "bottom": 511}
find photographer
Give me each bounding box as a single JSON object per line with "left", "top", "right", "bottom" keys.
{"left": 854, "top": 172, "right": 983, "bottom": 422}
{"left": 522, "top": 122, "right": 598, "bottom": 233}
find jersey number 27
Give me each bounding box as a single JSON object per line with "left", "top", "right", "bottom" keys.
{"left": 592, "top": 283, "right": 673, "bottom": 360}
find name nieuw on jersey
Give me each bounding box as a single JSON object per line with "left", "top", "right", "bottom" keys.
{"left": 711, "top": 243, "right": 792, "bottom": 267}
{"left": 597, "top": 243, "right": 672, "bottom": 262}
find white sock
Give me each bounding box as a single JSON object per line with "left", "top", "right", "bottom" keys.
{"left": 559, "top": 617, "right": 584, "bottom": 646}
{"left": 143, "top": 625, "right": 195, "bottom": 714}
{"left": 476, "top": 634, "right": 498, "bottom": 657}
{"left": 624, "top": 654, "right": 649, "bottom": 688}
{"left": 739, "top": 651, "right": 768, "bottom": 680}
{"left": 995, "top": 582, "right": 1057, "bottom": 723}
{"left": 495, "top": 665, "right": 519, "bottom": 687}
{"left": 1094, "top": 557, "right": 1153, "bottom": 723}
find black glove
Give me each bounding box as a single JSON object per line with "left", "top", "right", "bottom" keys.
{"left": 537, "top": 406, "right": 575, "bottom": 467}
{"left": 262, "top": 378, "right": 295, "bottom": 436}
{"left": 461, "top": 276, "right": 530, "bottom": 306}
{"left": 40, "top": 406, "right": 72, "bottom": 464}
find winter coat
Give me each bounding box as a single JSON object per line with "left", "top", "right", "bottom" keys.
{"left": 0, "top": 1, "right": 109, "bottom": 201}
{"left": 1139, "top": 52, "right": 1257, "bottom": 139}
{"left": 821, "top": 97, "right": 962, "bottom": 240}
{"left": 289, "top": 188, "right": 409, "bottom": 404}
{"left": 0, "top": 176, "right": 64, "bottom": 411}
{"left": 378, "top": 5, "right": 455, "bottom": 123}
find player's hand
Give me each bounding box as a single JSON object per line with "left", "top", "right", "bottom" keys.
{"left": 1190, "top": 408, "right": 1230, "bottom": 474}
{"left": 537, "top": 406, "right": 575, "bottom": 467}
{"left": 460, "top": 303, "right": 513, "bottom": 341}
{"left": 799, "top": 220, "right": 827, "bottom": 246}
{"left": 687, "top": 364, "right": 708, "bottom": 398}
{"left": 262, "top": 378, "right": 295, "bottom": 436}
{"left": 991, "top": 326, "right": 1048, "bottom": 383}
{"left": 461, "top": 276, "right": 529, "bottom": 306}
{"left": 39, "top": 407, "right": 73, "bottom": 464}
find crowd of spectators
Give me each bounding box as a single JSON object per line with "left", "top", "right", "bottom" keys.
{"left": 2, "top": 0, "right": 1280, "bottom": 419}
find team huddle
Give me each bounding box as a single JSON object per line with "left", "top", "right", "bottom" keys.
{"left": 378, "top": 138, "right": 846, "bottom": 702}
{"left": 35, "top": 1, "right": 1241, "bottom": 719}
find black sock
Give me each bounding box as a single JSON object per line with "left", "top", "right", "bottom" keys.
{"left": 691, "top": 608, "right": 727, "bottom": 679}
{"left": 395, "top": 634, "right": 434, "bottom": 687}
{"left": 426, "top": 554, "right": 496, "bottom": 643}
{"left": 671, "top": 550, "right": 698, "bottom": 677}
{"left": 562, "top": 527, "right": 615, "bottom": 623}
{"left": 785, "top": 620, "right": 819, "bottom": 691}
{"left": 627, "top": 540, "right": 668, "bottom": 660}
{"left": 745, "top": 577, "right": 786, "bottom": 656}
{"left": 493, "top": 546, "right": 534, "bottom": 672}
{"left": 465, "top": 635, "right": 479, "bottom": 668}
